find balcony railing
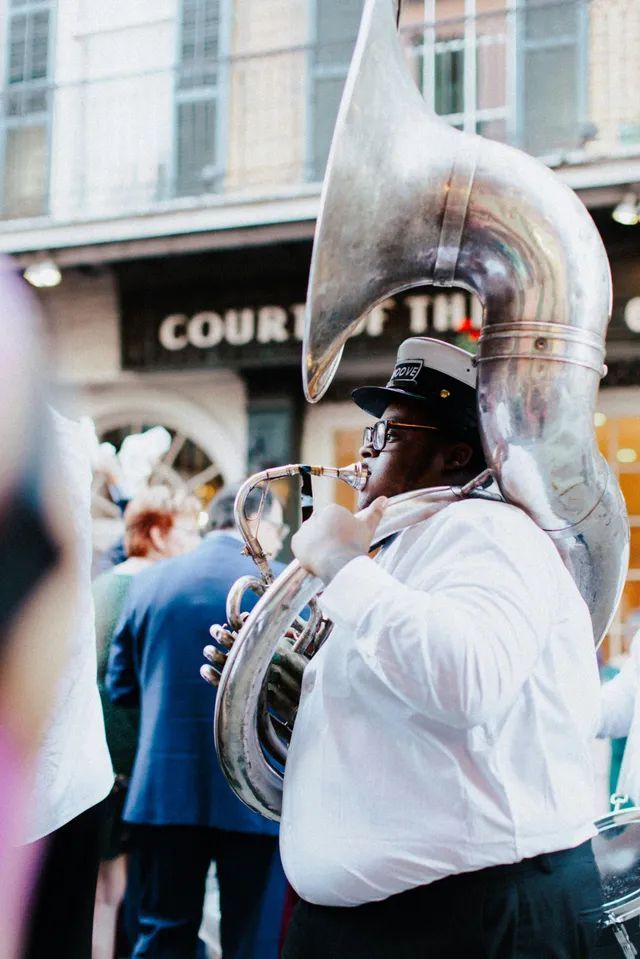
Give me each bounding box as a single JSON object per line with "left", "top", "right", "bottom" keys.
{"left": 0, "top": 0, "right": 638, "bottom": 227}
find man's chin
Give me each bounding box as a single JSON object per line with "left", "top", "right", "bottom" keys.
{"left": 357, "top": 491, "right": 375, "bottom": 511}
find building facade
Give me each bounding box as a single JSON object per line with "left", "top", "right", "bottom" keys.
{"left": 1, "top": 0, "right": 640, "bottom": 652}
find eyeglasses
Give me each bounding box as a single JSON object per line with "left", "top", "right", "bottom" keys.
{"left": 362, "top": 419, "right": 439, "bottom": 452}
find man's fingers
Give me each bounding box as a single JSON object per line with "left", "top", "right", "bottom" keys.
{"left": 203, "top": 645, "right": 227, "bottom": 668}
{"left": 209, "top": 624, "right": 234, "bottom": 648}
{"left": 273, "top": 645, "right": 306, "bottom": 682}
{"left": 268, "top": 663, "right": 302, "bottom": 700}
{"left": 200, "top": 664, "right": 220, "bottom": 687}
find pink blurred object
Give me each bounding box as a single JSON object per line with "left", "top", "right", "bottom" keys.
{"left": 0, "top": 258, "right": 42, "bottom": 516}
{"left": 0, "top": 725, "right": 41, "bottom": 959}
{"left": 0, "top": 256, "right": 61, "bottom": 958}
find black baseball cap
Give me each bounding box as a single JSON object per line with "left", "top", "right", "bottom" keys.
{"left": 352, "top": 337, "right": 478, "bottom": 433}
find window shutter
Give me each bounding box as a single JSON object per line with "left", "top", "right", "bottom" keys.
{"left": 175, "top": 98, "right": 218, "bottom": 196}
{"left": 519, "top": 0, "right": 584, "bottom": 155}
{"left": 309, "top": 0, "right": 365, "bottom": 181}
{"left": 175, "top": 0, "right": 223, "bottom": 197}
{"left": 2, "top": 0, "right": 53, "bottom": 218}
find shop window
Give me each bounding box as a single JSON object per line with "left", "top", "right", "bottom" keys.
{"left": 307, "top": 0, "right": 365, "bottom": 182}
{"left": 1, "top": 0, "right": 53, "bottom": 218}
{"left": 517, "top": 0, "right": 586, "bottom": 155}
{"left": 596, "top": 414, "right": 640, "bottom": 659}
{"left": 174, "top": 0, "right": 227, "bottom": 197}
{"left": 92, "top": 423, "right": 223, "bottom": 557}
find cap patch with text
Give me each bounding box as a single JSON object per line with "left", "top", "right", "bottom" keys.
{"left": 352, "top": 336, "right": 479, "bottom": 433}
{"left": 392, "top": 360, "right": 423, "bottom": 383}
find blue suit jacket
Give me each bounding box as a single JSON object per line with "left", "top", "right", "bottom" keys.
{"left": 106, "top": 533, "right": 283, "bottom": 834}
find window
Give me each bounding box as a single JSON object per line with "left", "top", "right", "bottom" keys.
{"left": 2, "top": 0, "right": 53, "bottom": 218}
{"left": 434, "top": 39, "right": 464, "bottom": 118}
{"left": 174, "top": 0, "right": 227, "bottom": 197}
{"left": 404, "top": 1, "right": 508, "bottom": 142}
{"left": 308, "top": 0, "right": 365, "bottom": 182}
{"left": 517, "top": 0, "right": 585, "bottom": 156}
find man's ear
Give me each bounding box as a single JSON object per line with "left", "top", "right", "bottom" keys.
{"left": 442, "top": 442, "right": 474, "bottom": 473}
{"left": 148, "top": 524, "right": 166, "bottom": 554}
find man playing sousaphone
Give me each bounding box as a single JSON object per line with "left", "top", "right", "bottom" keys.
{"left": 203, "top": 335, "right": 605, "bottom": 958}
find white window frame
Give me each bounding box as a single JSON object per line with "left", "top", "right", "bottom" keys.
{"left": 407, "top": 0, "right": 508, "bottom": 140}
{"left": 515, "top": 0, "right": 588, "bottom": 157}
{"left": 171, "top": 0, "right": 232, "bottom": 198}
{"left": 1, "top": 0, "right": 55, "bottom": 219}
{"left": 305, "top": 0, "right": 365, "bottom": 183}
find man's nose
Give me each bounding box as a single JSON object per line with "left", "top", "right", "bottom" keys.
{"left": 358, "top": 442, "right": 378, "bottom": 460}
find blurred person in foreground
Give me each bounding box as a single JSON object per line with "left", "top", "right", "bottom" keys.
{"left": 21, "top": 409, "right": 114, "bottom": 959}
{"left": 0, "top": 264, "right": 79, "bottom": 959}
{"left": 107, "top": 485, "right": 289, "bottom": 959}
{"left": 92, "top": 487, "right": 200, "bottom": 959}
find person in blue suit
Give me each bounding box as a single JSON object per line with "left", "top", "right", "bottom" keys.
{"left": 107, "top": 484, "right": 288, "bottom": 959}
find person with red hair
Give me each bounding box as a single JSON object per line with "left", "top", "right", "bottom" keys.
{"left": 92, "top": 485, "right": 200, "bottom": 959}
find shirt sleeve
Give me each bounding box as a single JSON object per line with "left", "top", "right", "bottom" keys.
{"left": 318, "top": 507, "right": 556, "bottom": 729}
{"left": 597, "top": 640, "right": 640, "bottom": 739}
{"left": 106, "top": 601, "right": 141, "bottom": 707}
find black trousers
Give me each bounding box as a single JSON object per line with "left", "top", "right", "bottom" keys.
{"left": 22, "top": 793, "right": 110, "bottom": 959}
{"left": 131, "top": 824, "right": 279, "bottom": 959}
{"left": 282, "top": 840, "right": 604, "bottom": 959}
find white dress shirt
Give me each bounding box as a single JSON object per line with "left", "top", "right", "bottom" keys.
{"left": 22, "top": 411, "right": 113, "bottom": 843}
{"left": 598, "top": 635, "right": 640, "bottom": 803}
{"left": 280, "top": 498, "right": 600, "bottom": 907}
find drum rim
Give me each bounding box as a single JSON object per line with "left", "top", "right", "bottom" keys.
{"left": 594, "top": 805, "right": 640, "bottom": 924}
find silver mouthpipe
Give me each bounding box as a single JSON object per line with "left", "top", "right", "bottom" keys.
{"left": 233, "top": 462, "right": 370, "bottom": 584}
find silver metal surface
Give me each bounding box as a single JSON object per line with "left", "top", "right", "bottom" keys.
{"left": 304, "top": 0, "right": 628, "bottom": 644}
{"left": 229, "top": 461, "right": 369, "bottom": 592}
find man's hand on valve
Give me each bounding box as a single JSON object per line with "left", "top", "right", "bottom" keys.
{"left": 200, "top": 613, "right": 249, "bottom": 687}
{"left": 201, "top": 616, "right": 305, "bottom": 733}
{"left": 291, "top": 496, "right": 388, "bottom": 584}
{"left": 265, "top": 634, "right": 307, "bottom": 734}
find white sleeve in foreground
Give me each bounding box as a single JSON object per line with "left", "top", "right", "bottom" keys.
{"left": 598, "top": 647, "right": 640, "bottom": 739}
{"left": 319, "top": 529, "right": 554, "bottom": 729}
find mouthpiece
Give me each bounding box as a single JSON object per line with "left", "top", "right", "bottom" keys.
{"left": 309, "top": 462, "right": 370, "bottom": 491}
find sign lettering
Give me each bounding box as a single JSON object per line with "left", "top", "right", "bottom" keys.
{"left": 155, "top": 293, "right": 483, "bottom": 354}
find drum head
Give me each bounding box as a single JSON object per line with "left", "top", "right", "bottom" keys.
{"left": 594, "top": 807, "right": 640, "bottom": 924}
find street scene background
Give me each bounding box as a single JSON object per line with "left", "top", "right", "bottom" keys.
{"left": 2, "top": 1, "right": 640, "bottom": 957}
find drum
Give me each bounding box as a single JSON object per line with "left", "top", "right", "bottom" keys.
{"left": 593, "top": 804, "right": 640, "bottom": 957}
